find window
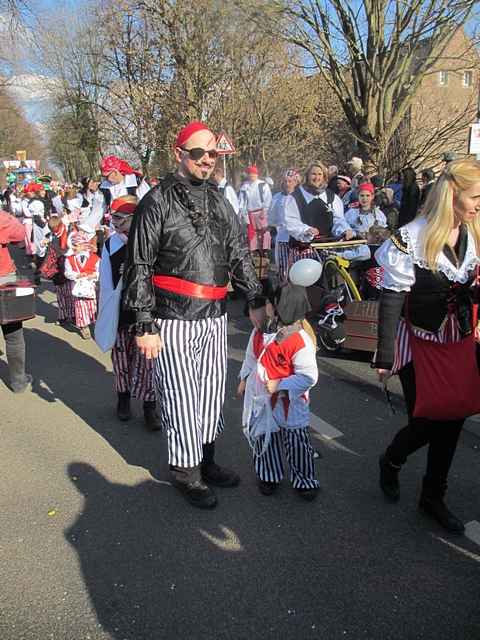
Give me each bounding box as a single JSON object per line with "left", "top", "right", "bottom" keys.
{"left": 463, "top": 71, "right": 473, "bottom": 88}
{"left": 439, "top": 71, "right": 449, "bottom": 86}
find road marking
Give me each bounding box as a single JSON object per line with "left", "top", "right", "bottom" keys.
{"left": 310, "top": 414, "right": 361, "bottom": 456}
{"left": 310, "top": 414, "right": 344, "bottom": 440}
{"left": 465, "top": 520, "right": 480, "bottom": 547}
{"left": 433, "top": 534, "right": 480, "bottom": 563}
{"left": 199, "top": 526, "right": 243, "bottom": 552}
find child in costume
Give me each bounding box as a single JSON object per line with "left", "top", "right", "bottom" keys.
{"left": 46, "top": 216, "right": 73, "bottom": 326}
{"left": 344, "top": 182, "right": 388, "bottom": 255}
{"left": 95, "top": 196, "right": 159, "bottom": 430}
{"left": 64, "top": 227, "right": 99, "bottom": 339}
{"left": 238, "top": 283, "right": 320, "bottom": 500}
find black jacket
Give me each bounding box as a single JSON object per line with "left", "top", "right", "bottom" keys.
{"left": 398, "top": 184, "right": 420, "bottom": 227}
{"left": 123, "top": 173, "right": 263, "bottom": 323}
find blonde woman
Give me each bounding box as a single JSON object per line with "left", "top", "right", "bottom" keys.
{"left": 374, "top": 159, "right": 480, "bottom": 535}
{"left": 282, "top": 161, "right": 353, "bottom": 264}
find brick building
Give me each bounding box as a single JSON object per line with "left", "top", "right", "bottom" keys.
{"left": 401, "top": 29, "right": 480, "bottom": 170}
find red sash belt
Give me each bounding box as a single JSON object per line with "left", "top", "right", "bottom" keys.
{"left": 152, "top": 275, "right": 228, "bottom": 300}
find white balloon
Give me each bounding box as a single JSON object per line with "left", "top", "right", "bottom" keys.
{"left": 288, "top": 258, "right": 323, "bottom": 287}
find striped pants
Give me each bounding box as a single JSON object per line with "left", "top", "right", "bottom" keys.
{"left": 288, "top": 245, "right": 318, "bottom": 265}
{"left": 111, "top": 326, "right": 155, "bottom": 401}
{"left": 275, "top": 241, "right": 290, "bottom": 283}
{"left": 254, "top": 427, "right": 319, "bottom": 489}
{"left": 56, "top": 281, "right": 75, "bottom": 322}
{"left": 154, "top": 315, "right": 227, "bottom": 467}
{"left": 72, "top": 295, "right": 97, "bottom": 328}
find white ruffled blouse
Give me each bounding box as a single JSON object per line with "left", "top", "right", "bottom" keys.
{"left": 375, "top": 217, "right": 479, "bottom": 292}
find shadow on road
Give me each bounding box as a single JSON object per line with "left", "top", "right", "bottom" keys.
{"left": 65, "top": 461, "right": 271, "bottom": 640}
{"left": 20, "top": 298, "right": 170, "bottom": 481}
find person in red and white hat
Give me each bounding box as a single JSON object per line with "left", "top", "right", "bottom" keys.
{"left": 123, "top": 120, "right": 264, "bottom": 509}
{"left": 22, "top": 182, "right": 45, "bottom": 265}
{"left": 238, "top": 165, "right": 272, "bottom": 252}
{"left": 64, "top": 227, "right": 100, "bottom": 339}
{"left": 95, "top": 195, "right": 160, "bottom": 431}
{"left": 98, "top": 156, "right": 151, "bottom": 225}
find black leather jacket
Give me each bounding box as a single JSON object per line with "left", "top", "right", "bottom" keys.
{"left": 123, "top": 173, "right": 263, "bottom": 324}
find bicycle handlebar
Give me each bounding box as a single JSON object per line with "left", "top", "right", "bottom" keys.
{"left": 311, "top": 238, "right": 368, "bottom": 249}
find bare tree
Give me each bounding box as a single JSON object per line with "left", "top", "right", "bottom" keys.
{"left": 274, "top": 0, "right": 478, "bottom": 171}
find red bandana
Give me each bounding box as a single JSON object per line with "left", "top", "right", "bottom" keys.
{"left": 101, "top": 156, "right": 139, "bottom": 177}
{"left": 175, "top": 121, "right": 212, "bottom": 148}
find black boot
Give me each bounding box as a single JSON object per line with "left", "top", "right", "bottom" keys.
{"left": 116, "top": 392, "right": 131, "bottom": 421}
{"left": 143, "top": 401, "right": 161, "bottom": 431}
{"left": 419, "top": 478, "right": 465, "bottom": 535}
{"left": 201, "top": 442, "right": 240, "bottom": 488}
{"left": 170, "top": 465, "right": 217, "bottom": 509}
{"left": 379, "top": 454, "right": 400, "bottom": 502}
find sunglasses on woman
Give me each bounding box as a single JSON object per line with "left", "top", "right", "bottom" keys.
{"left": 180, "top": 147, "right": 219, "bottom": 161}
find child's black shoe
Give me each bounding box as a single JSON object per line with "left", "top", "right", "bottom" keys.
{"left": 258, "top": 480, "right": 278, "bottom": 496}
{"left": 296, "top": 487, "right": 319, "bottom": 501}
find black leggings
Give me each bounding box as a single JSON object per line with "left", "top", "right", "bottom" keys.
{"left": 386, "top": 363, "right": 463, "bottom": 489}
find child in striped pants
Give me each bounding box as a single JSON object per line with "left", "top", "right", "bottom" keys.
{"left": 238, "top": 283, "right": 320, "bottom": 500}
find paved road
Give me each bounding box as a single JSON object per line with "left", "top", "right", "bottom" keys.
{"left": 1, "top": 276, "right": 479, "bottom": 640}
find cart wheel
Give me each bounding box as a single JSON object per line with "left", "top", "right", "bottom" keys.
{"left": 318, "top": 326, "right": 345, "bottom": 353}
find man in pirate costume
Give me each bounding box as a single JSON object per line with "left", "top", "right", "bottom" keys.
{"left": 123, "top": 121, "right": 264, "bottom": 509}
{"left": 95, "top": 195, "right": 160, "bottom": 431}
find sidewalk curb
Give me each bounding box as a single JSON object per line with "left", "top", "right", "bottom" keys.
{"left": 464, "top": 416, "right": 480, "bottom": 438}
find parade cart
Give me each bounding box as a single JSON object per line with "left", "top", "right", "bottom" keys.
{"left": 310, "top": 239, "right": 379, "bottom": 353}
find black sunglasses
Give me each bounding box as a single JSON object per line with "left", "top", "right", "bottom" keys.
{"left": 181, "top": 147, "right": 219, "bottom": 161}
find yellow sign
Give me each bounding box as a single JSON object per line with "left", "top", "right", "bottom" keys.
{"left": 16, "top": 150, "right": 27, "bottom": 162}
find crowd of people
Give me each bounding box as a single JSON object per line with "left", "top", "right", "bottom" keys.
{"left": 0, "top": 125, "right": 478, "bottom": 537}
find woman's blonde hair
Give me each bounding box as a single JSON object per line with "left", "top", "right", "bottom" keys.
{"left": 421, "top": 158, "right": 480, "bottom": 270}
{"left": 305, "top": 161, "right": 328, "bottom": 184}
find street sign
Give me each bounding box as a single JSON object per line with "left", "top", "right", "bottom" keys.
{"left": 468, "top": 123, "right": 480, "bottom": 155}
{"left": 216, "top": 132, "right": 236, "bottom": 155}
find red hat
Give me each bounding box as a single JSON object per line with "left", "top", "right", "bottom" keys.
{"left": 111, "top": 196, "right": 137, "bottom": 215}
{"left": 337, "top": 175, "right": 352, "bottom": 186}
{"left": 101, "top": 155, "right": 139, "bottom": 177}
{"left": 358, "top": 182, "right": 375, "bottom": 194}
{"left": 24, "top": 182, "right": 43, "bottom": 193}
{"left": 246, "top": 165, "right": 259, "bottom": 175}
{"left": 175, "top": 121, "right": 212, "bottom": 148}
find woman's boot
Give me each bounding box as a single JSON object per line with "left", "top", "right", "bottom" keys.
{"left": 419, "top": 477, "right": 465, "bottom": 534}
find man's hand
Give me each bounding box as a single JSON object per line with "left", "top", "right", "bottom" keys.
{"left": 237, "top": 379, "right": 246, "bottom": 398}
{"left": 266, "top": 379, "right": 280, "bottom": 394}
{"left": 377, "top": 368, "right": 392, "bottom": 384}
{"left": 136, "top": 333, "right": 163, "bottom": 359}
{"left": 475, "top": 322, "right": 480, "bottom": 343}
{"left": 309, "top": 227, "right": 320, "bottom": 237}
{"left": 344, "top": 229, "right": 354, "bottom": 241}
{"left": 249, "top": 306, "right": 266, "bottom": 329}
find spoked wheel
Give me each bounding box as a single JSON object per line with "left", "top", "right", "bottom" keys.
{"left": 322, "top": 258, "right": 360, "bottom": 303}
{"left": 317, "top": 326, "right": 344, "bottom": 352}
